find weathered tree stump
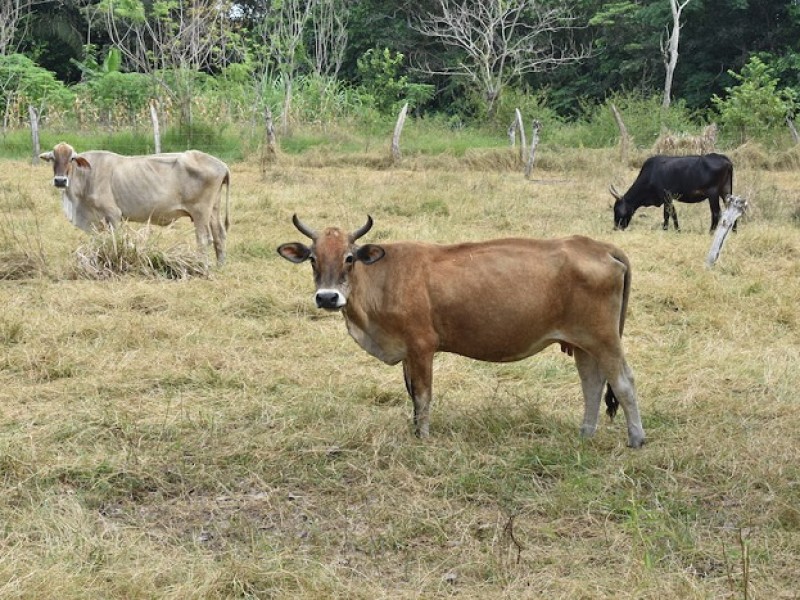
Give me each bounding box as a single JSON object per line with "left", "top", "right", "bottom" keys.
{"left": 706, "top": 195, "right": 748, "bottom": 267}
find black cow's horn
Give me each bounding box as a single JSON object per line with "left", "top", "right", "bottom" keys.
{"left": 292, "top": 214, "right": 317, "bottom": 239}
{"left": 350, "top": 215, "right": 373, "bottom": 242}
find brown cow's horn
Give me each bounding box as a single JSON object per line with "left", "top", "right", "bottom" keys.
{"left": 292, "top": 214, "right": 317, "bottom": 239}
{"left": 350, "top": 215, "right": 373, "bottom": 241}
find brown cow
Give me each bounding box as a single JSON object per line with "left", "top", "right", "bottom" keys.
{"left": 39, "top": 142, "right": 231, "bottom": 264}
{"left": 278, "top": 216, "right": 645, "bottom": 448}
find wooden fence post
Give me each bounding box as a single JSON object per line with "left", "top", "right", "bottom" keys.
{"left": 515, "top": 108, "right": 526, "bottom": 164}
{"left": 610, "top": 103, "right": 630, "bottom": 162}
{"left": 29, "top": 105, "right": 40, "bottom": 164}
{"left": 149, "top": 99, "right": 161, "bottom": 153}
{"left": 524, "top": 120, "right": 542, "bottom": 180}
{"left": 391, "top": 102, "right": 409, "bottom": 164}
{"left": 706, "top": 195, "right": 748, "bottom": 267}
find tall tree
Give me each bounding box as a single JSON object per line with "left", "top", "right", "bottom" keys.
{"left": 413, "top": 0, "right": 588, "bottom": 118}
{"left": 662, "top": 0, "right": 692, "bottom": 108}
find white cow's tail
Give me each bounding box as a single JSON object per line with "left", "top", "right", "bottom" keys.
{"left": 222, "top": 169, "right": 231, "bottom": 231}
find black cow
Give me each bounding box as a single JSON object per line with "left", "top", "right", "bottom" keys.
{"left": 610, "top": 153, "right": 734, "bottom": 233}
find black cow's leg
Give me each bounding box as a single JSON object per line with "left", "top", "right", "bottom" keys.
{"left": 670, "top": 202, "right": 680, "bottom": 231}
{"left": 662, "top": 203, "right": 670, "bottom": 230}
{"left": 402, "top": 351, "right": 434, "bottom": 438}
{"left": 709, "top": 195, "right": 722, "bottom": 233}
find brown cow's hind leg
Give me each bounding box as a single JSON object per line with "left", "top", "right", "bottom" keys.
{"left": 602, "top": 356, "right": 645, "bottom": 448}
{"left": 574, "top": 348, "right": 605, "bottom": 439}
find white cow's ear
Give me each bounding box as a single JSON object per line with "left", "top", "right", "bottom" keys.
{"left": 356, "top": 244, "right": 385, "bottom": 265}
{"left": 277, "top": 242, "right": 311, "bottom": 263}
{"left": 39, "top": 151, "right": 54, "bottom": 162}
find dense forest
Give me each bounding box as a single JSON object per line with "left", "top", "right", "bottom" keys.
{"left": 2, "top": 0, "right": 799, "bottom": 148}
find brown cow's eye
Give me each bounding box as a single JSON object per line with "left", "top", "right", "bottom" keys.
{"left": 344, "top": 254, "right": 354, "bottom": 265}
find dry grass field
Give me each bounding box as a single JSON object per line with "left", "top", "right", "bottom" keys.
{"left": 1, "top": 147, "right": 798, "bottom": 598}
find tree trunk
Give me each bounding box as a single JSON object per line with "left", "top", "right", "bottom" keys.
{"left": 787, "top": 116, "right": 799, "bottom": 145}
{"left": 663, "top": 0, "right": 691, "bottom": 109}
{"left": 261, "top": 105, "right": 278, "bottom": 175}
{"left": 281, "top": 78, "right": 293, "bottom": 135}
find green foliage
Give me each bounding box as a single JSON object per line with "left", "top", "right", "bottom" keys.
{"left": 356, "top": 48, "right": 434, "bottom": 115}
{"left": 0, "top": 54, "right": 74, "bottom": 122}
{"left": 712, "top": 56, "right": 795, "bottom": 145}
{"left": 574, "top": 92, "right": 700, "bottom": 149}
{"left": 493, "top": 89, "right": 563, "bottom": 139}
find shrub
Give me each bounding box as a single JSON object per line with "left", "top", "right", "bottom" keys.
{"left": 0, "top": 53, "right": 74, "bottom": 124}
{"left": 712, "top": 56, "right": 795, "bottom": 146}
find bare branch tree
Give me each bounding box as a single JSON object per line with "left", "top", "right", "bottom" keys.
{"left": 662, "top": 0, "right": 692, "bottom": 109}
{"left": 100, "top": 0, "right": 239, "bottom": 126}
{"left": 259, "top": 0, "right": 314, "bottom": 134}
{"left": 0, "top": 0, "right": 35, "bottom": 56}
{"left": 311, "top": 0, "right": 350, "bottom": 79}
{"left": 414, "top": 0, "right": 588, "bottom": 117}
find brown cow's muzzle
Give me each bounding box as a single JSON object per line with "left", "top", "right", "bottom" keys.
{"left": 315, "top": 289, "right": 346, "bottom": 310}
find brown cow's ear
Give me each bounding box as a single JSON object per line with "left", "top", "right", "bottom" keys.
{"left": 39, "top": 151, "right": 54, "bottom": 162}
{"left": 277, "top": 242, "right": 311, "bottom": 263}
{"left": 356, "top": 244, "right": 385, "bottom": 265}
{"left": 74, "top": 156, "right": 91, "bottom": 169}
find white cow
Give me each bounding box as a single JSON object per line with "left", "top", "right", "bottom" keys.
{"left": 40, "top": 142, "right": 231, "bottom": 264}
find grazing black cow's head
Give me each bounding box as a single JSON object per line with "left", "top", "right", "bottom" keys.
{"left": 610, "top": 185, "right": 632, "bottom": 230}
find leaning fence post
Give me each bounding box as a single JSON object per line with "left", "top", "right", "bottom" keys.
{"left": 391, "top": 102, "right": 409, "bottom": 164}
{"left": 29, "top": 105, "right": 40, "bottom": 164}
{"left": 516, "top": 108, "right": 526, "bottom": 164}
{"left": 706, "top": 195, "right": 748, "bottom": 267}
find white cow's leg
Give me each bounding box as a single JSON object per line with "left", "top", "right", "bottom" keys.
{"left": 193, "top": 220, "right": 212, "bottom": 259}
{"left": 209, "top": 207, "right": 227, "bottom": 265}
{"left": 402, "top": 351, "right": 434, "bottom": 438}
{"left": 603, "top": 356, "right": 645, "bottom": 448}
{"left": 573, "top": 348, "right": 605, "bottom": 439}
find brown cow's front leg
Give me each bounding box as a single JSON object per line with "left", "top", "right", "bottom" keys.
{"left": 402, "top": 351, "right": 434, "bottom": 438}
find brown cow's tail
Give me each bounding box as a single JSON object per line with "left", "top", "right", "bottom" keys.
{"left": 604, "top": 247, "right": 632, "bottom": 421}
{"left": 223, "top": 169, "right": 231, "bottom": 231}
